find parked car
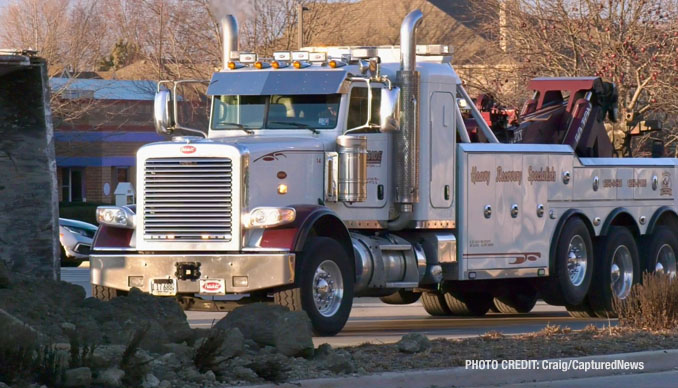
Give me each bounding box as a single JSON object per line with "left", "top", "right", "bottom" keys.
{"left": 59, "top": 218, "right": 98, "bottom": 267}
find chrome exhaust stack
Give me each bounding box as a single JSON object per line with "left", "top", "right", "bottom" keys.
{"left": 390, "top": 9, "right": 423, "bottom": 230}
{"left": 221, "top": 15, "right": 239, "bottom": 70}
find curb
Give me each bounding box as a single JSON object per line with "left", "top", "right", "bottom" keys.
{"left": 240, "top": 349, "right": 678, "bottom": 388}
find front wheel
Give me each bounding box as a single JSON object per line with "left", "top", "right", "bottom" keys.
{"left": 274, "top": 237, "right": 354, "bottom": 336}
{"left": 92, "top": 284, "right": 123, "bottom": 301}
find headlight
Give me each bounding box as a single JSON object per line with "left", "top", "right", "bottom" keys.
{"left": 96, "top": 206, "right": 136, "bottom": 229}
{"left": 244, "top": 207, "right": 296, "bottom": 229}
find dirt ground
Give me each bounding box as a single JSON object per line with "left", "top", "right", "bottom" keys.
{"left": 345, "top": 325, "right": 678, "bottom": 373}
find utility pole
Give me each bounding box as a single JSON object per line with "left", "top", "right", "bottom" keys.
{"left": 297, "top": 3, "right": 309, "bottom": 49}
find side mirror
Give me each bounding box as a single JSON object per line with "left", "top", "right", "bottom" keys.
{"left": 380, "top": 87, "right": 400, "bottom": 132}
{"left": 154, "top": 89, "right": 174, "bottom": 136}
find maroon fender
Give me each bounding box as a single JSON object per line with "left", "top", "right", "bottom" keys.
{"left": 92, "top": 225, "right": 134, "bottom": 249}
{"left": 260, "top": 205, "right": 353, "bottom": 258}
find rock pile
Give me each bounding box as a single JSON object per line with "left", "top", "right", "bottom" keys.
{"left": 0, "top": 275, "right": 361, "bottom": 387}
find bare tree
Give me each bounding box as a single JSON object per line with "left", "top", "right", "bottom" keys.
{"left": 498, "top": 0, "right": 678, "bottom": 156}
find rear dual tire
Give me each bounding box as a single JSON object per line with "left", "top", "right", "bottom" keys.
{"left": 540, "top": 217, "right": 594, "bottom": 306}
{"left": 587, "top": 226, "right": 640, "bottom": 318}
{"left": 421, "top": 290, "right": 492, "bottom": 317}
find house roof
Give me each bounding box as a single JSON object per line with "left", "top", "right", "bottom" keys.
{"left": 50, "top": 78, "right": 157, "bottom": 101}
{"left": 302, "top": 0, "right": 501, "bottom": 64}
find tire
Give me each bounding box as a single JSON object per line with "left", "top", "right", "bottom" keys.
{"left": 273, "top": 237, "right": 354, "bottom": 336}
{"left": 444, "top": 290, "right": 493, "bottom": 316}
{"left": 421, "top": 291, "right": 450, "bottom": 316}
{"left": 539, "top": 217, "right": 594, "bottom": 306}
{"left": 493, "top": 288, "right": 538, "bottom": 314}
{"left": 642, "top": 226, "right": 678, "bottom": 278}
{"left": 380, "top": 290, "right": 421, "bottom": 305}
{"left": 92, "top": 284, "right": 121, "bottom": 301}
{"left": 588, "top": 226, "right": 640, "bottom": 318}
{"left": 566, "top": 299, "right": 597, "bottom": 318}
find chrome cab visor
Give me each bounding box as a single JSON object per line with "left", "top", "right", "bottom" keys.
{"left": 207, "top": 69, "right": 349, "bottom": 96}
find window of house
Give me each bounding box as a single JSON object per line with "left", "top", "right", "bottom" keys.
{"left": 346, "top": 86, "right": 381, "bottom": 130}
{"left": 116, "top": 167, "right": 129, "bottom": 183}
{"left": 60, "top": 167, "right": 84, "bottom": 203}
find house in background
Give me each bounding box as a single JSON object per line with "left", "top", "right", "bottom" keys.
{"left": 51, "top": 77, "right": 162, "bottom": 204}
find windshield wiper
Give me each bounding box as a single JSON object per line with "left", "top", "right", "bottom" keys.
{"left": 269, "top": 121, "right": 319, "bottom": 134}
{"left": 219, "top": 122, "right": 254, "bottom": 134}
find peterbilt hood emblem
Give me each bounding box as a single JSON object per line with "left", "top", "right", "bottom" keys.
{"left": 181, "top": 145, "right": 196, "bottom": 154}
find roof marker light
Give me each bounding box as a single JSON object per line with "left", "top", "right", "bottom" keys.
{"left": 293, "top": 61, "right": 310, "bottom": 69}
{"left": 271, "top": 60, "right": 289, "bottom": 69}
{"left": 227, "top": 61, "right": 244, "bottom": 70}
{"left": 254, "top": 61, "right": 271, "bottom": 69}
{"left": 328, "top": 60, "right": 346, "bottom": 68}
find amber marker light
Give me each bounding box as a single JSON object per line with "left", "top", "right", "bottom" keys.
{"left": 277, "top": 184, "right": 288, "bottom": 194}
{"left": 329, "top": 60, "right": 337, "bottom": 68}
{"left": 271, "top": 60, "right": 280, "bottom": 69}
{"left": 228, "top": 61, "right": 237, "bottom": 70}
{"left": 254, "top": 61, "right": 263, "bottom": 69}
{"left": 293, "top": 61, "right": 302, "bottom": 69}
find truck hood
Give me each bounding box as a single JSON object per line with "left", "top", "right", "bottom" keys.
{"left": 205, "top": 135, "right": 325, "bottom": 158}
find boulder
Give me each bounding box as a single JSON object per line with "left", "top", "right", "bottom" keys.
{"left": 91, "top": 345, "right": 127, "bottom": 369}
{"left": 273, "top": 311, "right": 314, "bottom": 357}
{"left": 220, "top": 327, "right": 245, "bottom": 359}
{"left": 63, "top": 367, "right": 92, "bottom": 387}
{"left": 215, "top": 303, "right": 288, "bottom": 346}
{"left": 142, "top": 373, "right": 160, "bottom": 388}
{"left": 315, "top": 343, "right": 333, "bottom": 358}
{"left": 93, "top": 368, "right": 125, "bottom": 387}
{"left": 0, "top": 260, "right": 10, "bottom": 288}
{"left": 321, "top": 349, "right": 355, "bottom": 374}
{"left": 397, "top": 333, "right": 431, "bottom": 354}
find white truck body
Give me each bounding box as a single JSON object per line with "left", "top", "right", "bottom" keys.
{"left": 90, "top": 10, "right": 678, "bottom": 334}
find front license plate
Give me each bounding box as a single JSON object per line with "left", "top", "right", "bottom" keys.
{"left": 150, "top": 278, "right": 177, "bottom": 296}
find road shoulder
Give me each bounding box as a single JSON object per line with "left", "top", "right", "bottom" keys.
{"left": 242, "top": 349, "right": 678, "bottom": 388}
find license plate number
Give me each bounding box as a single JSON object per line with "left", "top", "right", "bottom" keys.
{"left": 150, "top": 278, "right": 177, "bottom": 296}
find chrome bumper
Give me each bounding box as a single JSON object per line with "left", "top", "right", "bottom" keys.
{"left": 90, "top": 253, "right": 295, "bottom": 293}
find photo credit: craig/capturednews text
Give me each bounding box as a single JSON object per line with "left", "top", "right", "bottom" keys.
{"left": 465, "top": 359, "right": 645, "bottom": 372}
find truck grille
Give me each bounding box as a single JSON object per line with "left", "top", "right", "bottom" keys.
{"left": 143, "top": 157, "right": 233, "bottom": 241}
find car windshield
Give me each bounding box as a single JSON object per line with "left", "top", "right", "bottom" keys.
{"left": 211, "top": 94, "right": 340, "bottom": 130}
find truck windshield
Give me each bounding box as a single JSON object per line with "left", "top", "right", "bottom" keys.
{"left": 211, "top": 94, "right": 341, "bottom": 130}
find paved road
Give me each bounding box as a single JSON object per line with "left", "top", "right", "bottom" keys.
{"left": 61, "top": 266, "right": 613, "bottom": 347}
{"left": 494, "top": 370, "right": 678, "bottom": 388}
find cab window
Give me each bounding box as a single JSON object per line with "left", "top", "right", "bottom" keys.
{"left": 346, "top": 86, "right": 381, "bottom": 130}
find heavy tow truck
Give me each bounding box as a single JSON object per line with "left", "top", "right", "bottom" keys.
{"left": 91, "top": 10, "right": 677, "bottom": 334}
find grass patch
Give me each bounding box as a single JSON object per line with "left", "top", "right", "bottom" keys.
{"left": 616, "top": 273, "right": 678, "bottom": 330}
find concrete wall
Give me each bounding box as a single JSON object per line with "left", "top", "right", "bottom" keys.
{"left": 0, "top": 54, "right": 59, "bottom": 279}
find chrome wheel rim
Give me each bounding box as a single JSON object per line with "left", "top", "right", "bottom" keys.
{"left": 655, "top": 244, "right": 677, "bottom": 279}
{"left": 567, "top": 235, "right": 588, "bottom": 287}
{"left": 611, "top": 245, "right": 634, "bottom": 299}
{"left": 312, "top": 260, "right": 344, "bottom": 317}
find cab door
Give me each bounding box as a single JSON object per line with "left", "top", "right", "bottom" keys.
{"left": 430, "top": 91, "right": 455, "bottom": 208}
